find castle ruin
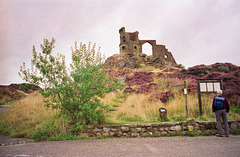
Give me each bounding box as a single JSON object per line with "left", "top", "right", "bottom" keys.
{"left": 119, "top": 27, "right": 177, "bottom": 66}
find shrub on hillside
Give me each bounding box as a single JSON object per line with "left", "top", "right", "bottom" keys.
{"left": 136, "top": 83, "right": 159, "bottom": 94}
{"left": 109, "top": 71, "right": 126, "bottom": 78}
{"left": 186, "top": 64, "right": 213, "bottom": 77}
{"left": 211, "top": 62, "right": 238, "bottom": 72}
{"left": 126, "top": 71, "right": 153, "bottom": 86}
{"left": 123, "top": 86, "right": 135, "bottom": 93}
{"left": 149, "top": 91, "right": 174, "bottom": 103}
{"left": 18, "top": 83, "right": 40, "bottom": 93}
{"left": 109, "top": 71, "right": 153, "bottom": 86}
{"left": 174, "top": 63, "right": 240, "bottom": 106}
{"left": 186, "top": 79, "right": 198, "bottom": 93}
{"left": 175, "top": 64, "right": 185, "bottom": 69}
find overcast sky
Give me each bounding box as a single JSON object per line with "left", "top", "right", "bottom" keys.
{"left": 0, "top": 0, "right": 240, "bottom": 85}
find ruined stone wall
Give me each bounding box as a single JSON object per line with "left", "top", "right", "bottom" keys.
{"left": 71, "top": 119, "right": 240, "bottom": 138}
{"left": 119, "top": 27, "right": 140, "bottom": 54}
{"left": 119, "top": 27, "right": 177, "bottom": 67}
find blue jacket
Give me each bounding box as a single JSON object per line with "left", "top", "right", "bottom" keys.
{"left": 212, "top": 95, "right": 230, "bottom": 113}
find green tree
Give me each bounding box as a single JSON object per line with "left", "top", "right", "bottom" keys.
{"left": 19, "top": 38, "right": 120, "bottom": 125}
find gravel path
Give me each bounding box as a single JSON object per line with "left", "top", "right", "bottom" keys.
{"left": 1, "top": 135, "right": 240, "bottom": 157}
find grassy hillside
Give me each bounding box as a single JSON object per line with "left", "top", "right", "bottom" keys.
{"left": 102, "top": 63, "right": 240, "bottom": 123}
{"left": 0, "top": 63, "right": 239, "bottom": 140}
{"left": 0, "top": 83, "right": 40, "bottom": 105}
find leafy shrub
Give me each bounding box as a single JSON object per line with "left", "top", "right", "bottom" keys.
{"left": 19, "top": 38, "right": 121, "bottom": 125}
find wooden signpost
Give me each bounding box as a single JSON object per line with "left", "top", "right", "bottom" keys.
{"left": 170, "top": 80, "right": 188, "bottom": 117}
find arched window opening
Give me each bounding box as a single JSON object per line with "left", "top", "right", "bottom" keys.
{"left": 142, "top": 43, "right": 152, "bottom": 56}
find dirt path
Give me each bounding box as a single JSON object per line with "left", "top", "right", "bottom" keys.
{"left": 0, "top": 136, "right": 240, "bottom": 157}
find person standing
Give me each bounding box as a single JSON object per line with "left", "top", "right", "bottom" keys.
{"left": 212, "top": 90, "right": 230, "bottom": 137}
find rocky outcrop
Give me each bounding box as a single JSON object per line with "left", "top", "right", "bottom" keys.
{"left": 104, "top": 54, "right": 139, "bottom": 69}
{"left": 104, "top": 53, "right": 176, "bottom": 70}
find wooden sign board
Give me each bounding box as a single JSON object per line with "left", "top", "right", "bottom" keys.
{"left": 199, "top": 82, "right": 221, "bottom": 93}
{"left": 197, "top": 79, "right": 223, "bottom": 115}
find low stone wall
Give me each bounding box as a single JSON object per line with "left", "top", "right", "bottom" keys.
{"left": 73, "top": 119, "right": 240, "bottom": 138}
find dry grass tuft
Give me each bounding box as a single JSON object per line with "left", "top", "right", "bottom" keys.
{"left": 105, "top": 93, "right": 165, "bottom": 123}
{"left": 0, "top": 92, "right": 63, "bottom": 138}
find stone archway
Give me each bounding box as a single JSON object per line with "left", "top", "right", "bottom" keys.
{"left": 142, "top": 42, "right": 153, "bottom": 56}
{"left": 140, "top": 40, "right": 156, "bottom": 56}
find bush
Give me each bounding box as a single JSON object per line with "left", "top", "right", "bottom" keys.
{"left": 212, "top": 62, "right": 238, "bottom": 72}
{"left": 187, "top": 64, "right": 213, "bottom": 77}
{"left": 126, "top": 71, "right": 153, "bottom": 86}
{"left": 19, "top": 38, "right": 121, "bottom": 125}
{"left": 136, "top": 83, "right": 158, "bottom": 94}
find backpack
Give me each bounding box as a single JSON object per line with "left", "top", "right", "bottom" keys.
{"left": 214, "top": 96, "right": 225, "bottom": 109}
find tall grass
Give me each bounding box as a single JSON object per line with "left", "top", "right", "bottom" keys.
{"left": 0, "top": 92, "right": 71, "bottom": 140}
{"left": 112, "top": 93, "right": 162, "bottom": 123}
{"left": 103, "top": 91, "right": 240, "bottom": 124}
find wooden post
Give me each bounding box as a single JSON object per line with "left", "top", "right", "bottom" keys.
{"left": 220, "top": 79, "right": 224, "bottom": 96}
{"left": 184, "top": 80, "right": 189, "bottom": 117}
{"left": 197, "top": 80, "right": 203, "bottom": 116}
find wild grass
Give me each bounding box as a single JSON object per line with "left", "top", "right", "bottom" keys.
{"left": 103, "top": 90, "right": 240, "bottom": 124}
{"left": 107, "top": 93, "right": 162, "bottom": 123}
{"left": 0, "top": 92, "right": 72, "bottom": 140}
